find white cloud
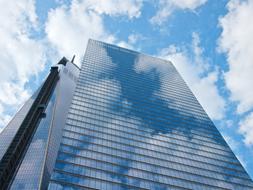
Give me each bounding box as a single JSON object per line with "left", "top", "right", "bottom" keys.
{"left": 218, "top": 0, "right": 253, "bottom": 114}
{"left": 159, "top": 33, "right": 225, "bottom": 120}
{"left": 128, "top": 33, "right": 145, "bottom": 45}
{"left": 150, "top": 0, "right": 207, "bottom": 25}
{"left": 45, "top": 1, "right": 109, "bottom": 66}
{"left": 0, "top": 0, "right": 46, "bottom": 130}
{"left": 45, "top": 0, "right": 142, "bottom": 66}
{"left": 85, "top": 0, "right": 142, "bottom": 19}
{"left": 239, "top": 112, "right": 253, "bottom": 146}
{"left": 128, "top": 34, "right": 139, "bottom": 44}
{"left": 0, "top": 0, "right": 143, "bottom": 130}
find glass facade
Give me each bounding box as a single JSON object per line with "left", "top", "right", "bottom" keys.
{"left": 0, "top": 90, "right": 37, "bottom": 161}
{"left": 10, "top": 85, "right": 57, "bottom": 189}
{"left": 48, "top": 40, "right": 253, "bottom": 189}
{"left": 0, "top": 60, "right": 79, "bottom": 189}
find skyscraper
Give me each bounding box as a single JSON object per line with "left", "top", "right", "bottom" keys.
{"left": 0, "top": 58, "right": 80, "bottom": 189}
{"left": 1, "top": 39, "right": 253, "bottom": 189}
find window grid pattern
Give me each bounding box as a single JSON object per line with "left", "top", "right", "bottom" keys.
{"left": 69, "top": 96, "right": 230, "bottom": 149}
{"left": 0, "top": 90, "right": 39, "bottom": 161}
{"left": 49, "top": 40, "right": 253, "bottom": 189}
{"left": 10, "top": 86, "right": 57, "bottom": 190}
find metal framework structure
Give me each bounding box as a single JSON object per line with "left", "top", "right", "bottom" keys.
{"left": 0, "top": 66, "right": 59, "bottom": 189}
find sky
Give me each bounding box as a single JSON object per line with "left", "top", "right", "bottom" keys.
{"left": 0, "top": 0, "right": 253, "bottom": 179}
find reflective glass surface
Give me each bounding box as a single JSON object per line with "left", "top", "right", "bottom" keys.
{"left": 0, "top": 88, "right": 39, "bottom": 161}
{"left": 49, "top": 40, "right": 253, "bottom": 189}
{"left": 40, "top": 62, "right": 80, "bottom": 189}
{"left": 1, "top": 62, "right": 79, "bottom": 189}
{"left": 11, "top": 85, "right": 57, "bottom": 190}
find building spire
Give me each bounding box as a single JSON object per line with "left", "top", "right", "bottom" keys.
{"left": 71, "top": 55, "right": 75, "bottom": 63}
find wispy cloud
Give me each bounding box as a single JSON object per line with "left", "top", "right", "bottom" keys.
{"left": 150, "top": 0, "right": 207, "bottom": 25}
{"left": 45, "top": 0, "right": 142, "bottom": 66}
{"left": 0, "top": 0, "right": 46, "bottom": 130}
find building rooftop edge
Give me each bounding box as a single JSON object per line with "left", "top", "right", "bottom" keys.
{"left": 88, "top": 38, "right": 173, "bottom": 66}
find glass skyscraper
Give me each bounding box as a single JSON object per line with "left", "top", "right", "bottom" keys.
{"left": 0, "top": 58, "right": 79, "bottom": 189}
{"left": 1, "top": 39, "right": 253, "bottom": 189}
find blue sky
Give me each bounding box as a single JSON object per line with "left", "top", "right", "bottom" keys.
{"left": 0, "top": 0, "right": 253, "bottom": 179}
